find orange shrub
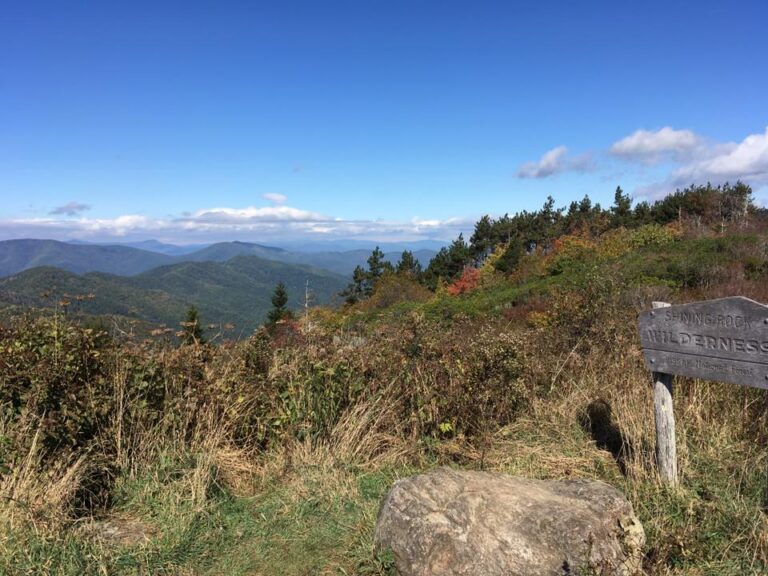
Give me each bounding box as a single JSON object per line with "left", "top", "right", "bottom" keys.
{"left": 446, "top": 267, "right": 481, "bottom": 296}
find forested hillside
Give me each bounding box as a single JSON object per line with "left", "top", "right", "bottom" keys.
{"left": 0, "top": 255, "right": 347, "bottom": 335}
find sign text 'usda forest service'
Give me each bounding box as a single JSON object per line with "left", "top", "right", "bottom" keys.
{"left": 638, "top": 297, "right": 768, "bottom": 389}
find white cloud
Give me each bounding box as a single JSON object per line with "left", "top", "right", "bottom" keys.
{"left": 84, "top": 215, "right": 159, "bottom": 236}
{"left": 517, "top": 146, "right": 594, "bottom": 179}
{"left": 672, "top": 126, "right": 768, "bottom": 183}
{"left": 0, "top": 204, "right": 473, "bottom": 244}
{"left": 13, "top": 214, "right": 166, "bottom": 237}
{"left": 634, "top": 127, "right": 768, "bottom": 200}
{"left": 410, "top": 217, "right": 470, "bottom": 232}
{"left": 609, "top": 127, "right": 702, "bottom": 164}
{"left": 517, "top": 146, "right": 568, "bottom": 178}
{"left": 188, "top": 205, "right": 324, "bottom": 224}
{"left": 263, "top": 193, "right": 288, "bottom": 204}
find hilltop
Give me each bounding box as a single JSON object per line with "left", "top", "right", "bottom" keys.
{"left": 1, "top": 182, "right": 766, "bottom": 575}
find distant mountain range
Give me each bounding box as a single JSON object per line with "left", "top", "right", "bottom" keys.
{"left": 0, "top": 238, "right": 439, "bottom": 335}
{"left": 179, "top": 241, "right": 437, "bottom": 276}
{"left": 0, "top": 255, "right": 347, "bottom": 335}
{"left": 69, "top": 237, "right": 447, "bottom": 254}
{"left": 0, "top": 239, "right": 174, "bottom": 277}
{"left": 269, "top": 239, "right": 448, "bottom": 253}
{"left": 0, "top": 239, "right": 437, "bottom": 278}
{"left": 68, "top": 239, "right": 209, "bottom": 256}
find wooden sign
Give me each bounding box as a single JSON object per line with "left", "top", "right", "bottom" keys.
{"left": 639, "top": 296, "right": 768, "bottom": 389}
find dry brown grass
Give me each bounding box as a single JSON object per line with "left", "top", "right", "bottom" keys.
{"left": 255, "top": 389, "right": 415, "bottom": 481}
{"left": 323, "top": 390, "right": 413, "bottom": 469}
{"left": 0, "top": 419, "right": 90, "bottom": 530}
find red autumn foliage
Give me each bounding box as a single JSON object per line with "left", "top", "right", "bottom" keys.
{"left": 446, "top": 267, "right": 481, "bottom": 296}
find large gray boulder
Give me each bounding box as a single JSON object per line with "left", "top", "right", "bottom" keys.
{"left": 374, "top": 468, "right": 644, "bottom": 576}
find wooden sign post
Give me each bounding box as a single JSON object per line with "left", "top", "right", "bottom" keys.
{"left": 638, "top": 296, "right": 768, "bottom": 485}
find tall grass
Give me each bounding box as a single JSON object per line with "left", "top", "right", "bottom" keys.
{"left": 2, "top": 235, "right": 768, "bottom": 574}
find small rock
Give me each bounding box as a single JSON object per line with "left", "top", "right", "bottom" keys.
{"left": 374, "top": 468, "right": 644, "bottom": 576}
{"left": 87, "top": 514, "right": 155, "bottom": 546}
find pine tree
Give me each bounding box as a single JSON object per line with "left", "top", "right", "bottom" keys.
{"left": 611, "top": 186, "right": 633, "bottom": 227}
{"left": 470, "top": 215, "right": 494, "bottom": 258}
{"left": 181, "top": 305, "right": 204, "bottom": 345}
{"left": 340, "top": 247, "right": 396, "bottom": 303}
{"left": 424, "top": 234, "right": 472, "bottom": 289}
{"left": 267, "top": 282, "right": 291, "bottom": 325}
{"left": 396, "top": 250, "right": 422, "bottom": 278}
{"left": 341, "top": 265, "right": 368, "bottom": 305}
{"left": 366, "top": 246, "right": 394, "bottom": 292}
{"left": 578, "top": 194, "right": 593, "bottom": 215}
{"left": 493, "top": 239, "right": 524, "bottom": 273}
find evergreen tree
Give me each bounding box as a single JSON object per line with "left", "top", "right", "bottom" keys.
{"left": 339, "top": 247, "right": 395, "bottom": 304}
{"left": 533, "top": 196, "right": 564, "bottom": 248}
{"left": 424, "top": 247, "right": 451, "bottom": 290}
{"left": 470, "top": 215, "right": 494, "bottom": 258}
{"left": 611, "top": 186, "right": 633, "bottom": 227}
{"left": 366, "top": 246, "right": 394, "bottom": 291}
{"left": 448, "top": 234, "right": 471, "bottom": 270}
{"left": 396, "top": 250, "right": 422, "bottom": 278}
{"left": 562, "top": 194, "right": 597, "bottom": 235}
{"left": 493, "top": 239, "right": 524, "bottom": 273}
{"left": 267, "top": 282, "right": 291, "bottom": 325}
{"left": 647, "top": 182, "right": 755, "bottom": 230}
{"left": 564, "top": 201, "right": 580, "bottom": 233}
{"left": 182, "top": 305, "right": 204, "bottom": 345}
{"left": 578, "top": 194, "right": 593, "bottom": 215}
{"left": 424, "top": 233, "right": 472, "bottom": 289}
{"left": 341, "top": 265, "right": 368, "bottom": 305}
{"left": 633, "top": 201, "right": 653, "bottom": 226}
{"left": 491, "top": 213, "right": 514, "bottom": 244}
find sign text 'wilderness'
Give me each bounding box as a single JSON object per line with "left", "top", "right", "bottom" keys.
{"left": 638, "top": 296, "right": 768, "bottom": 389}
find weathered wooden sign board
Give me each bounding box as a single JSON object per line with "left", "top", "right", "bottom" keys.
{"left": 639, "top": 296, "right": 768, "bottom": 390}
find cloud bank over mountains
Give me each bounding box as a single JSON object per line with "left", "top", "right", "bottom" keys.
{"left": 5, "top": 126, "right": 767, "bottom": 243}
{"left": 2, "top": 184, "right": 475, "bottom": 244}
{"left": 0, "top": 205, "right": 474, "bottom": 244}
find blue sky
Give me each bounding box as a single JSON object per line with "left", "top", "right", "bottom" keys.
{"left": 2, "top": 0, "right": 767, "bottom": 244}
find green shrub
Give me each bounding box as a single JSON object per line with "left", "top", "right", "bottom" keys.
{"left": 0, "top": 316, "right": 112, "bottom": 458}
{"left": 274, "top": 359, "right": 365, "bottom": 443}
{"left": 744, "top": 256, "right": 768, "bottom": 280}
